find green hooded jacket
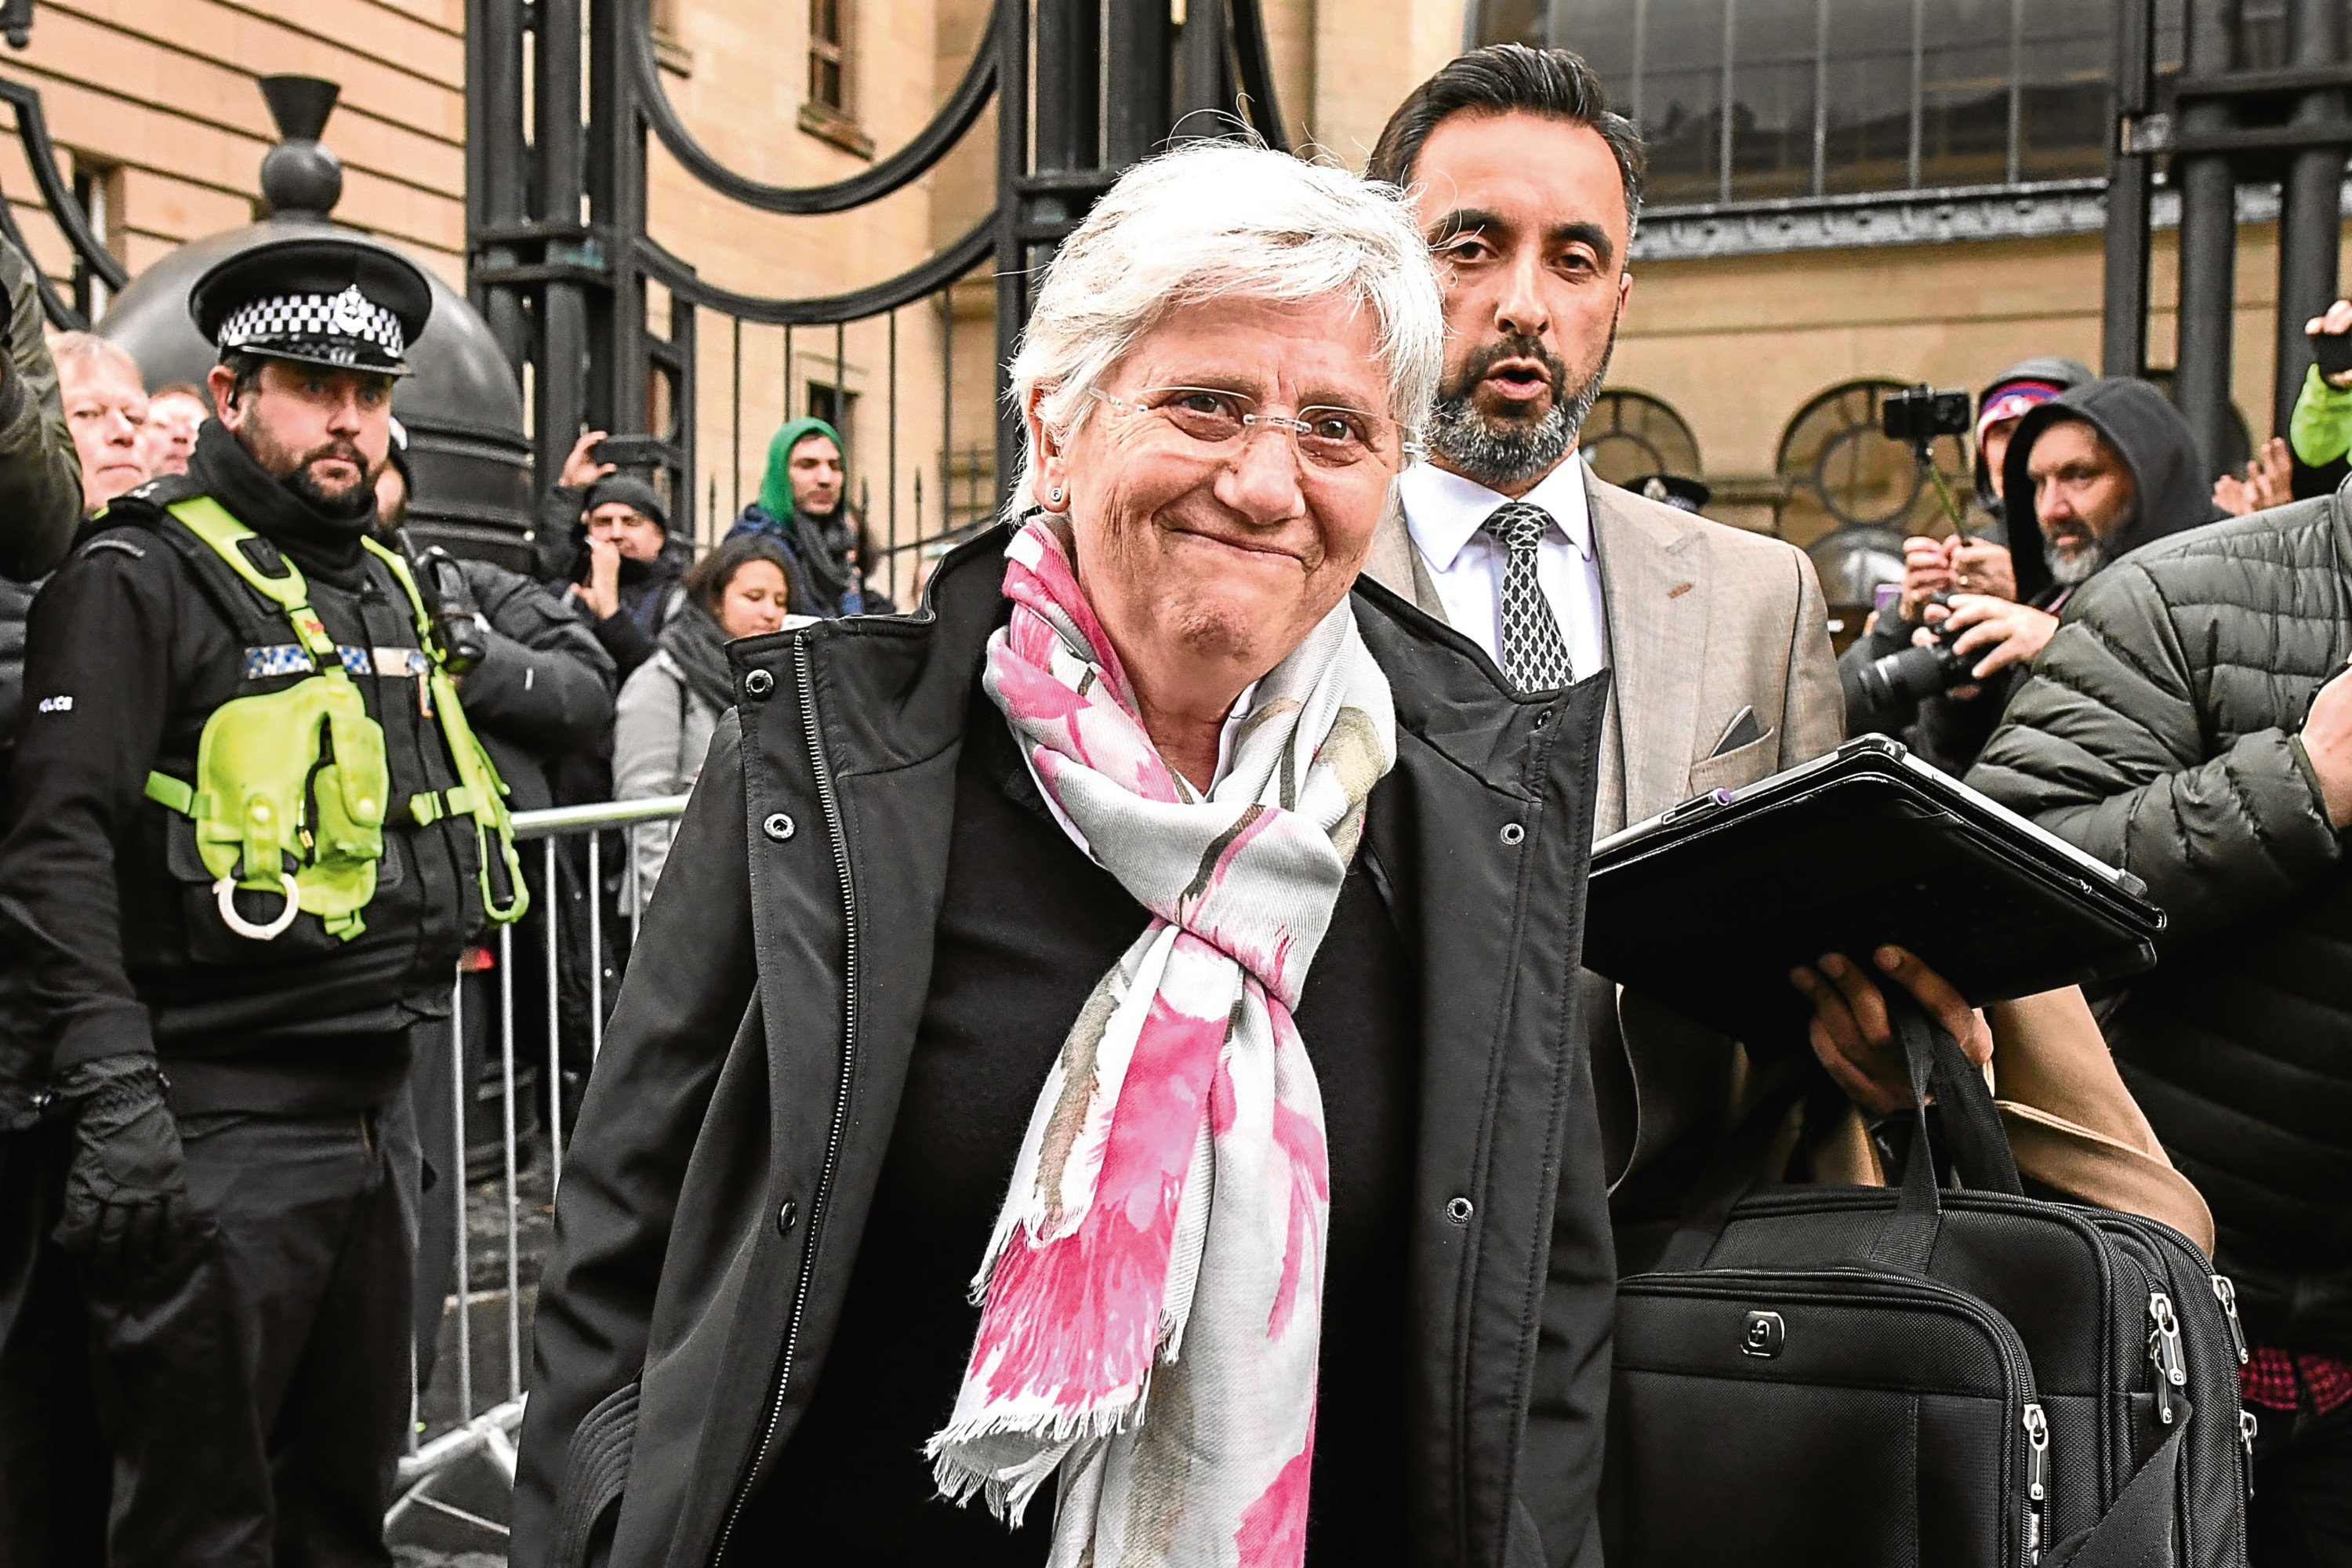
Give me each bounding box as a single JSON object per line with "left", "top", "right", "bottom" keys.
{"left": 757, "top": 416, "right": 844, "bottom": 524}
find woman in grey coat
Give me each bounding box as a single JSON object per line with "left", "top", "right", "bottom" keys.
{"left": 610, "top": 535, "right": 795, "bottom": 911}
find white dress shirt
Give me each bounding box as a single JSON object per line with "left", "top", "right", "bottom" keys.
{"left": 1396, "top": 457, "right": 1610, "bottom": 679}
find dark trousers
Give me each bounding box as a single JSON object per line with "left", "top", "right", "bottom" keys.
{"left": 0, "top": 1095, "right": 419, "bottom": 1567}
{"left": 408, "top": 1012, "right": 480, "bottom": 1393}
{"left": 2252, "top": 1397, "right": 2352, "bottom": 1567}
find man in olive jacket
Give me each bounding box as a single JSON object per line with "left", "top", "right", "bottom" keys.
{"left": 1966, "top": 492, "right": 2352, "bottom": 1556}
{"left": 0, "top": 235, "right": 86, "bottom": 583}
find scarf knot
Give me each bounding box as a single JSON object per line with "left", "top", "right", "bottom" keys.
{"left": 927, "top": 517, "right": 1395, "bottom": 1568}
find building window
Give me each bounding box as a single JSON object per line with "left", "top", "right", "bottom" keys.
{"left": 799, "top": 0, "right": 874, "bottom": 157}
{"left": 809, "top": 0, "right": 849, "bottom": 114}
{"left": 807, "top": 382, "right": 857, "bottom": 463}
{"left": 1475, "top": 0, "right": 2111, "bottom": 207}
{"left": 70, "top": 158, "right": 124, "bottom": 324}
{"left": 1578, "top": 390, "right": 1703, "bottom": 487}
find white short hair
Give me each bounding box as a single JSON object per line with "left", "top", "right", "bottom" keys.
{"left": 49, "top": 330, "right": 143, "bottom": 390}
{"left": 1003, "top": 142, "right": 1443, "bottom": 524}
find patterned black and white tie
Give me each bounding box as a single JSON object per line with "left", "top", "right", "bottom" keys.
{"left": 1481, "top": 501, "right": 1574, "bottom": 691}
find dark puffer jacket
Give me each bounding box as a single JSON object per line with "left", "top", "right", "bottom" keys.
{"left": 1967, "top": 495, "right": 2352, "bottom": 1352}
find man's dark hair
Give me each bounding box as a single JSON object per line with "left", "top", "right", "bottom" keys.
{"left": 1367, "top": 44, "right": 1646, "bottom": 238}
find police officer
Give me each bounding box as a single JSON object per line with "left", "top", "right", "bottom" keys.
{"left": 0, "top": 234, "right": 524, "bottom": 1565}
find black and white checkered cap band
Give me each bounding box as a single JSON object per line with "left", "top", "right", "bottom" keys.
{"left": 217, "top": 285, "right": 405, "bottom": 362}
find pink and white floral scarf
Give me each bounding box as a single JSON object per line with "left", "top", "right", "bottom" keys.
{"left": 926, "top": 516, "right": 1396, "bottom": 1566}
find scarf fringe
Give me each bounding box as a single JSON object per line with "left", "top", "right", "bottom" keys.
{"left": 926, "top": 1402, "right": 1134, "bottom": 1526}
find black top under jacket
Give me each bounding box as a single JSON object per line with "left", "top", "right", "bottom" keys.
{"left": 511, "top": 523, "right": 1616, "bottom": 1568}
{"left": 749, "top": 680, "right": 1418, "bottom": 1563}
{"left": 0, "top": 422, "right": 484, "bottom": 1122}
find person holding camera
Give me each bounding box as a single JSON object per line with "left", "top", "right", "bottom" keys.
{"left": 1845, "top": 378, "right": 2219, "bottom": 775}
{"left": 1839, "top": 359, "right": 2089, "bottom": 771}
{"left": 0, "top": 236, "right": 527, "bottom": 1564}
{"left": 531, "top": 429, "right": 691, "bottom": 681}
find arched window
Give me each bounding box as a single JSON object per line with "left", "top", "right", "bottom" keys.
{"left": 1775, "top": 379, "right": 1968, "bottom": 547}
{"left": 1578, "top": 390, "right": 1703, "bottom": 487}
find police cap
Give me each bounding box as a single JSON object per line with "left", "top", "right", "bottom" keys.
{"left": 188, "top": 236, "right": 433, "bottom": 379}
{"left": 1631, "top": 473, "right": 1712, "bottom": 514}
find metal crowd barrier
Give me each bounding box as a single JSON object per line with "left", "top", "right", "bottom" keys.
{"left": 390, "top": 793, "right": 691, "bottom": 1544}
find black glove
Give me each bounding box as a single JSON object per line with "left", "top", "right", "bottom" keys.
{"left": 49, "top": 1054, "right": 193, "bottom": 1273}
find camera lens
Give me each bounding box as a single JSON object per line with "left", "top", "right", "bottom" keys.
{"left": 1853, "top": 643, "right": 1976, "bottom": 712}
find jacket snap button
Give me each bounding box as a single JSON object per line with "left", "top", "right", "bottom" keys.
{"left": 1445, "top": 1196, "right": 1475, "bottom": 1225}
{"left": 1499, "top": 822, "right": 1526, "bottom": 846}
{"left": 743, "top": 668, "right": 775, "bottom": 699}
{"left": 777, "top": 1200, "right": 799, "bottom": 1235}
{"left": 763, "top": 812, "right": 796, "bottom": 843}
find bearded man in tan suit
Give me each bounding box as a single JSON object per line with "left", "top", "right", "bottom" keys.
{"left": 1364, "top": 46, "right": 1846, "bottom": 1224}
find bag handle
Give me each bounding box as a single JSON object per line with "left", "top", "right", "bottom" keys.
{"left": 1867, "top": 994, "right": 2022, "bottom": 1271}
{"left": 1656, "top": 992, "right": 2021, "bottom": 1273}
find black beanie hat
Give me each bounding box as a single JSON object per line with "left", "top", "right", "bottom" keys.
{"left": 583, "top": 474, "right": 670, "bottom": 533}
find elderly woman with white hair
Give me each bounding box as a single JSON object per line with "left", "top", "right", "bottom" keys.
{"left": 514, "top": 143, "right": 1615, "bottom": 1568}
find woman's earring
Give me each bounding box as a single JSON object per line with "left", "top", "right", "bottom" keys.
{"left": 1048, "top": 485, "right": 1065, "bottom": 505}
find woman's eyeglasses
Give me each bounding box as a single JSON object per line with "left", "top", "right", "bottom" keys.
{"left": 1087, "top": 386, "right": 1419, "bottom": 469}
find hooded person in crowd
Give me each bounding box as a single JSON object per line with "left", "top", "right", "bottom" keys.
{"left": 1852, "top": 377, "right": 2223, "bottom": 775}
{"left": 725, "top": 416, "right": 891, "bottom": 616}
{"left": 1969, "top": 357, "right": 2094, "bottom": 532}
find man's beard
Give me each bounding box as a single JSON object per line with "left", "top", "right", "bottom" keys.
{"left": 2044, "top": 533, "right": 2104, "bottom": 586}
{"left": 2043, "top": 500, "right": 2126, "bottom": 586}
{"left": 1426, "top": 329, "right": 1615, "bottom": 492}
{"left": 279, "top": 442, "right": 377, "bottom": 521}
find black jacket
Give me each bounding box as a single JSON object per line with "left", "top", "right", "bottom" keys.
{"left": 513, "top": 526, "right": 1619, "bottom": 1568}
{"left": 0, "top": 441, "right": 488, "bottom": 1123}
{"left": 454, "top": 557, "right": 616, "bottom": 815}
{"left": 1968, "top": 494, "right": 2352, "bottom": 1352}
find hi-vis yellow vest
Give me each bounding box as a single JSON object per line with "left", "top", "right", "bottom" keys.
{"left": 140, "top": 495, "right": 528, "bottom": 942}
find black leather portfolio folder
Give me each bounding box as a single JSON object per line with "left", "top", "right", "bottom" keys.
{"left": 1584, "top": 735, "right": 2166, "bottom": 1044}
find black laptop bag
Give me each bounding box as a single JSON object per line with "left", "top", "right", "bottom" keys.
{"left": 1601, "top": 1007, "right": 2252, "bottom": 1567}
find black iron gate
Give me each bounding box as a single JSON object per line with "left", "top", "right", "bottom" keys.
{"left": 469, "top": 0, "right": 1289, "bottom": 603}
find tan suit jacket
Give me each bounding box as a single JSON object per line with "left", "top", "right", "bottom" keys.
{"left": 1366, "top": 468, "right": 1846, "bottom": 1203}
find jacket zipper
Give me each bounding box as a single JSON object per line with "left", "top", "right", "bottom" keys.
{"left": 2147, "top": 1291, "right": 2187, "bottom": 1428}
{"left": 2212, "top": 1274, "right": 2249, "bottom": 1366}
{"left": 712, "top": 636, "right": 860, "bottom": 1566}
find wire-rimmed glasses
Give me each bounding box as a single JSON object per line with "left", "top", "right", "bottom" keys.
{"left": 1087, "top": 385, "right": 1420, "bottom": 469}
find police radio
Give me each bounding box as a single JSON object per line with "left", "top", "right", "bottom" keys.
{"left": 394, "top": 529, "right": 492, "bottom": 676}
